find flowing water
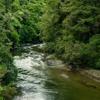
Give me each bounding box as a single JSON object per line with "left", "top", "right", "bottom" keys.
{"left": 13, "top": 45, "right": 100, "bottom": 100}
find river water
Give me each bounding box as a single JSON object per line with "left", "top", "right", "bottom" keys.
{"left": 13, "top": 45, "right": 100, "bottom": 100}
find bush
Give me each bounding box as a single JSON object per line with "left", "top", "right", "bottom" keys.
{"left": 88, "top": 34, "right": 100, "bottom": 69}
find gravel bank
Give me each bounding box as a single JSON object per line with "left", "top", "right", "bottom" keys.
{"left": 80, "top": 69, "right": 100, "bottom": 82}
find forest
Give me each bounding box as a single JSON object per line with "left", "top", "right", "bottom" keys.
{"left": 0, "top": 0, "right": 100, "bottom": 100}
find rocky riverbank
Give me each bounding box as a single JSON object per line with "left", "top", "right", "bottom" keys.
{"left": 80, "top": 69, "right": 100, "bottom": 83}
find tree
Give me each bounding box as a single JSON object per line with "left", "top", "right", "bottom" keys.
{"left": 17, "top": 0, "right": 46, "bottom": 43}
{"left": 40, "top": 0, "right": 100, "bottom": 69}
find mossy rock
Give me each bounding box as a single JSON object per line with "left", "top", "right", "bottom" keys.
{"left": 1, "top": 85, "right": 17, "bottom": 100}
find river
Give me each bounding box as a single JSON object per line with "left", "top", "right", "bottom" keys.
{"left": 13, "top": 45, "right": 100, "bottom": 100}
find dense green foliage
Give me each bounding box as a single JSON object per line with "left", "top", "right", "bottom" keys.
{"left": 0, "top": 0, "right": 18, "bottom": 99}
{"left": 40, "top": 0, "right": 100, "bottom": 69}
{"left": 0, "top": 0, "right": 45, "bottom": 47}
{"left": 19, "top": 0, "right": 45, "bottom": 43}
{"left": 0, "top": 0, "right": 100, "bottom": 99}
{"left": 0, "top": 0, "right": 45, "bottom": 99}
{"left": 0, "top": 0, "right": 17, "bottom": 81}
{"left": 9, "top": 0, "right": 45, "bottom": 44}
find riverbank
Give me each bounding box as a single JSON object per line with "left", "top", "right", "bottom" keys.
{"left": 80, "top": 69, "right": 100, "bottom": 83}
{"left": 32, "top": 44, "right": 100, "bottom": 84}
{"left": 45, "top": 54, "right": 100, "bottom": 84}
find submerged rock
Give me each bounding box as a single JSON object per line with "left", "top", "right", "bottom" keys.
{"left": 61, "top": 74, "right": 69, "bottom": 79}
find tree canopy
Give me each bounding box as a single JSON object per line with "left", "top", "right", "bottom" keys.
{"left": 40, "top": 0, "right": 100, "bottom": 69}
{"left": 0, "top": 0, "right": 100, "bottom": 99}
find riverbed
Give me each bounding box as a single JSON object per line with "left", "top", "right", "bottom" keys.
{"left": 13, "top": 45, "right": 100, "bottom": 100}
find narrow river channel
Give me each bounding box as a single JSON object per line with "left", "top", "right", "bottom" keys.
{"left": 13, "top": 45, "right": 100, "bottom": 100}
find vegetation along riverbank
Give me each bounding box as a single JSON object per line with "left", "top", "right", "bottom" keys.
{"left": 0, "top": 0, "right": 100, "bottom": 100}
